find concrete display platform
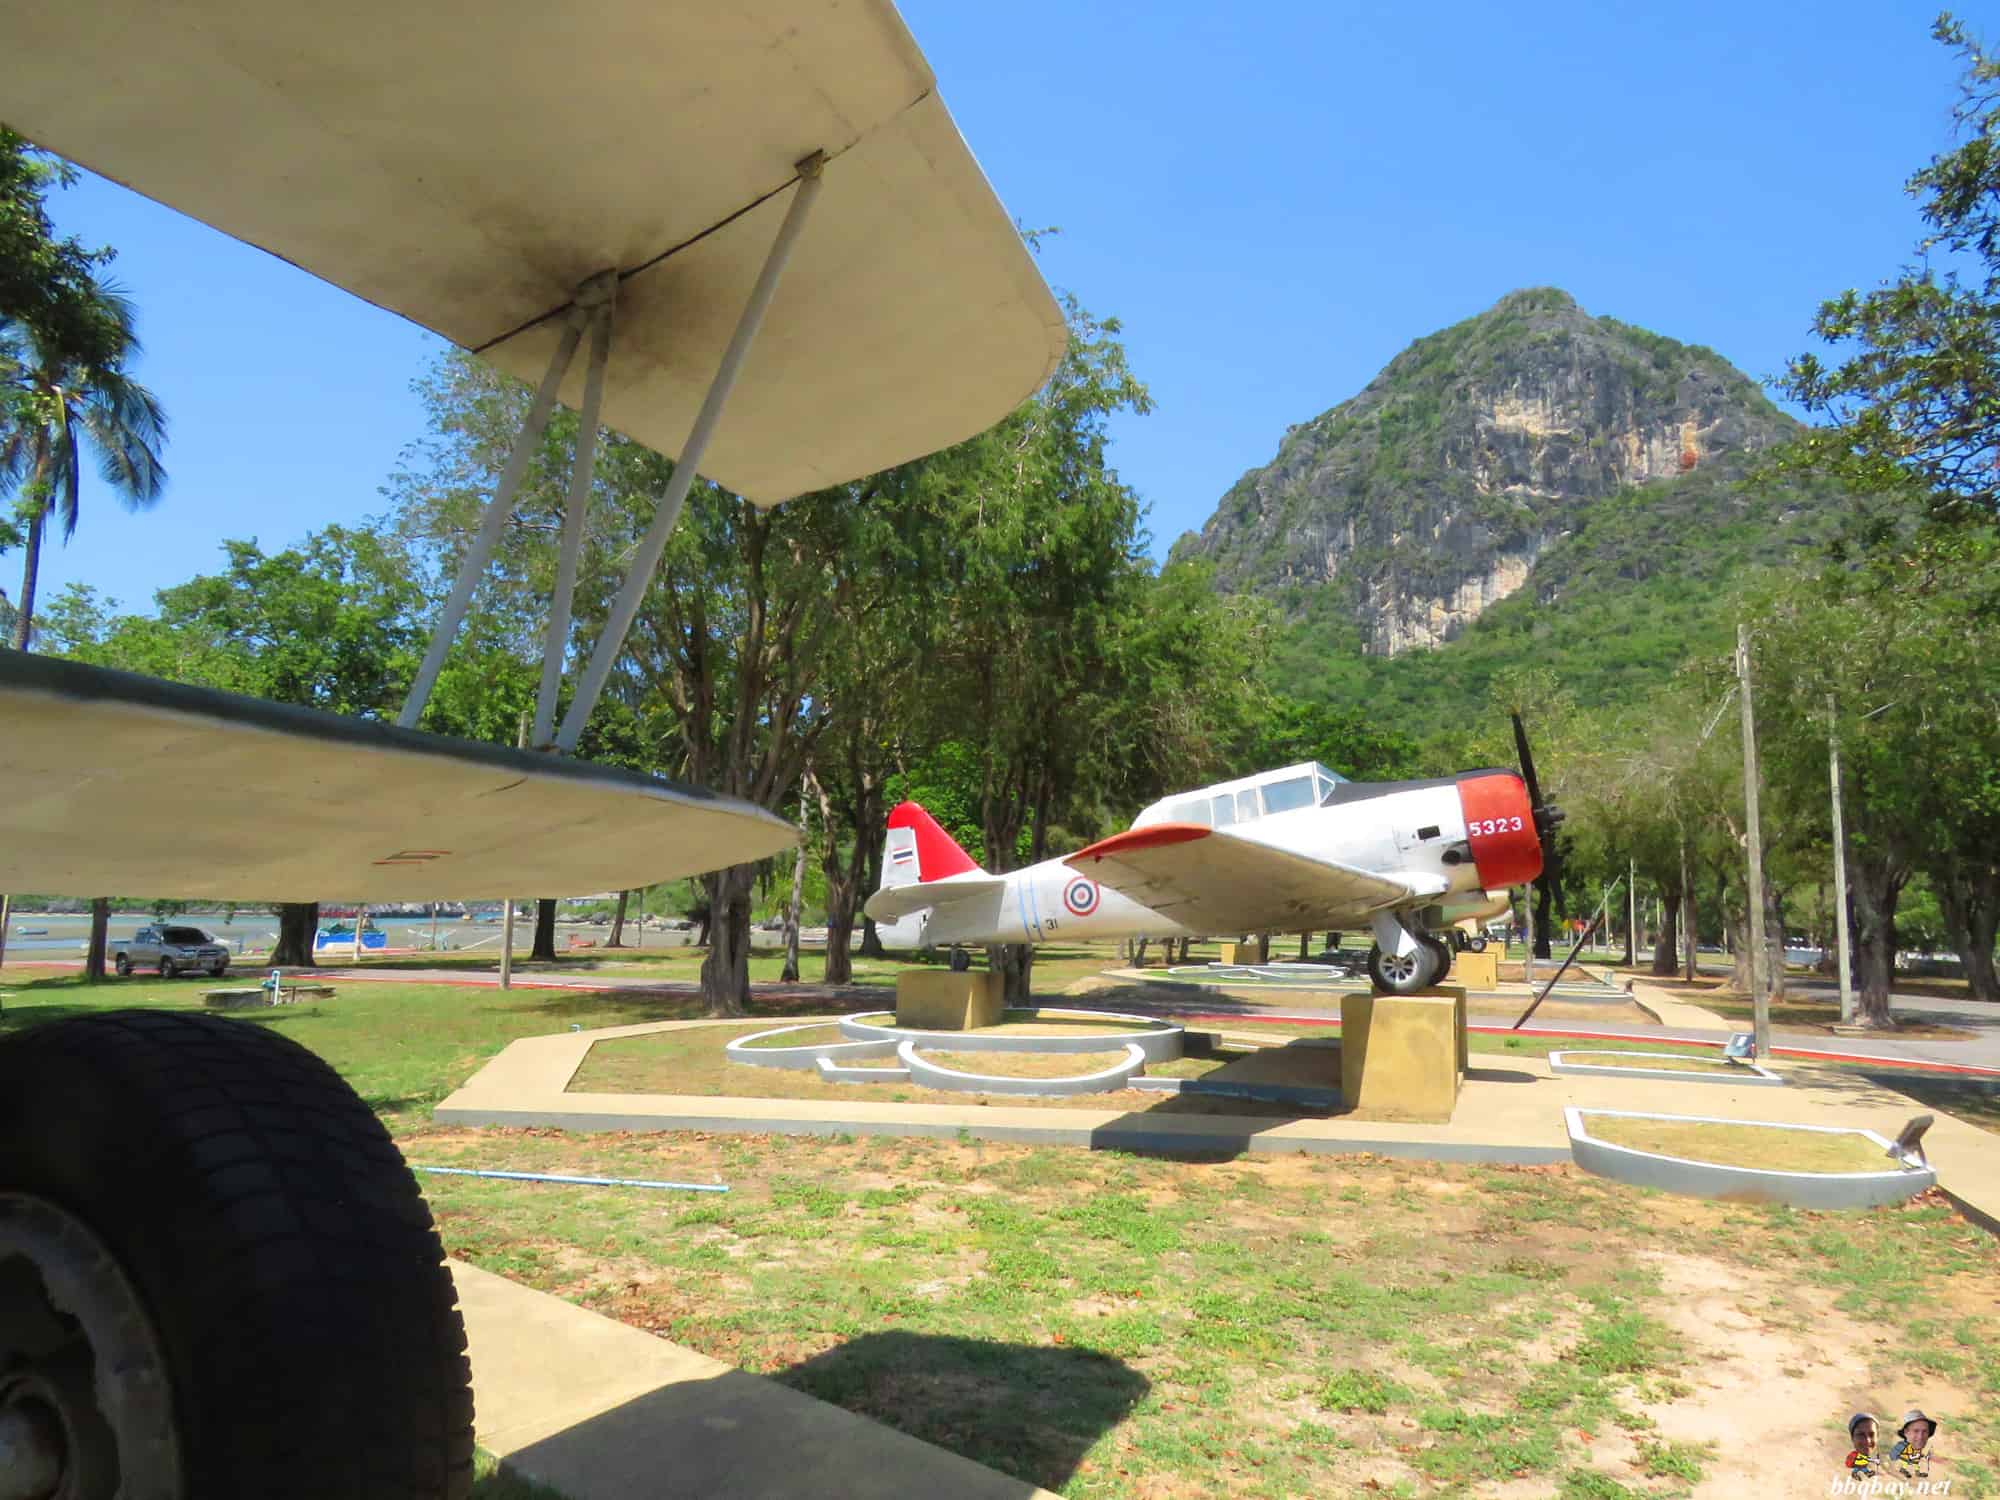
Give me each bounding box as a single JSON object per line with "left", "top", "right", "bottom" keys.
{"left": 1549, "top": 1050, "right": 1785, "bottom": 1086}
{"left": 453, "top": 1260, "right": 1059, "bottom": 1500}
{"left": 433, "top": 1016, "right": 2000, "bottom": 1220}
{"left": 1565, "top": 1108, "right": 1938, "bottom": 1209}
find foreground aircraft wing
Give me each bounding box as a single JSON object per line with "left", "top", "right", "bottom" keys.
{"left": 864, "top": 875, "right": 1010, "bottom": 925}
{"left": 0, "top": 654, "right": 797, "bottom": 901}
{"left": 0, "top": 1, "right": 1065, "bottom": 505}
{"left": 1064, "top": 825, "right": 1445, "bottom": 935}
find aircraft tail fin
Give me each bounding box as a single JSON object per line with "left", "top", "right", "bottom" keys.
{"left": 881, "top": 800, "right": 983, "bottom": 888}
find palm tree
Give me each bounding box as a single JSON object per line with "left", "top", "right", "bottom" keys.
{"left": 2, "top": 277, "right": 166, "bottom": 650}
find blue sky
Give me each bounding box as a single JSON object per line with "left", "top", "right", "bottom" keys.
{"left": 15, "top": 0, "right": 1965, "bottom": 615}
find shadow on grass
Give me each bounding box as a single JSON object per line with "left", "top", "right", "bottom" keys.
{"left": 496, "top": 1330, "right": 1144, "bottom": 1499}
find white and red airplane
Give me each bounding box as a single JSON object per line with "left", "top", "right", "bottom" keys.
{"left": 864, "top": 730, "right": 1563, "bottom": 993}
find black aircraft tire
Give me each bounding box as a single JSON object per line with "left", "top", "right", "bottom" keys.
{"left": 1367, "top": 942, "right": 1433, "bottom": 995}
{"left": 0, "top": 1011, "right": 474, "bottom": 1499}
{"left": 1420, "top": 934, "right": 1453, "bottom": 980}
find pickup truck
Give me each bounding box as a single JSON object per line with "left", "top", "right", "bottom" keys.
{"left": 113, "top": 924, "right": 231, "bottom": 978}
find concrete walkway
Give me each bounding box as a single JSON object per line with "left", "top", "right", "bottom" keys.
{"left": 453, "top": 1260, "right": 1058, "bottom": 1500}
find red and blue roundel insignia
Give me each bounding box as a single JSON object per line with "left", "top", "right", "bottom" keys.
{"left": 1062, "top": 877, "right": 1100, "bottom": 917}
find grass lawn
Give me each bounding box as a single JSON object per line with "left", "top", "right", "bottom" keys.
{"left": 1582, "top": 1118, "right": 1898, "bottom": 1174}
{"left": 406, "top": 1124, "right": 2000, "bottom": 1499}
{"left": 924, "top": 1049, "right": 1134, "bottom": 1079}
{"left": 565, "top": 1021, "right": 1318, "bottom": 1117}
{"left": 8, "top": 969, "right": 2000, "bottom": 1497}
{"left": 1555, "top": 1053, "right": 1749, "bottom": 1075}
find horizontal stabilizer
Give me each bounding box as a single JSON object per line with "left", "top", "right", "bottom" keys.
{"left": 863, "top": 874, "right": 1008, "bottom": 925}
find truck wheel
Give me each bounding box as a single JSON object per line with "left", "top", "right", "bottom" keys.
{"left": 113, "top": 954, "right": 131, "bottom": 977}
{"left": 158, "top": 957, "right": 176, "bottom": 979}
{"left": 0, "top": 1012, "right": 475, "bottom": 1498}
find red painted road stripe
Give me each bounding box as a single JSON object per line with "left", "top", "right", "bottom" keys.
{"left": 1166, "top": 1010, "right": 2000, "bottom": 1079}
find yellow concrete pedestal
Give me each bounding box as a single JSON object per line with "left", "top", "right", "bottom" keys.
{"left": 896, "top": 970, "right": 1005, "bottom": 1030}
{"left": 1339, "top": 991, "right": 1463, "bottom": 1122}
{"left": 1217, "top": 941, "right": 1250, "bottom": 965}
{"left": 1453, "top": 948, "right": 1501, "bottom": 990}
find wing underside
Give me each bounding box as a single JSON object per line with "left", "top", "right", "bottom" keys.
{"left": 1063, "top": 824, "right": 1434, "bottom": 935}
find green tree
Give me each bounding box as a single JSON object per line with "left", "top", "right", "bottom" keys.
{"left": 1746, "top": 531, "right": 2000, "bottom": 1017}
{"left": 59, "top": 528, "right": 426, "bottom": 964}
{"left": 2, "top": 275, "right": 166, "bottom": 648}
{"left": 1781, "top": 15, "right": 2000, "bottom": 522}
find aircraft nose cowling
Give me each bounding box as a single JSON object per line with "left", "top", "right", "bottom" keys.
{"left": 1456, "top": 772, "right": 1543, "bottom": 890}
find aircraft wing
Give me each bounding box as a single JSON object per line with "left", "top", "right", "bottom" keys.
{"left": 0, "top": 1, "right": 1065, "bottom": 505}
{"left": 863, "top": 876, "right": 1010, "bottom": 925}
{"left": 1063, "top": 825, "right": 1446, "bottom": 935}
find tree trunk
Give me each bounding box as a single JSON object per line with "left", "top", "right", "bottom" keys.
{"left": 530, "top": 899, "right": 558, "bottom": 961}
{"left": 701, "top": 864, "right": 755, "bottom": 1016}
{"left": 781, "top": 828, "right": 806, "bottom": 983}
{"left": 1298, "top": 932, "right": 1310, "bottom": 960}
{"left": 10, "top": 508, "right": 44, "bottom": 651}
{"left": 1939, "top": 863, "right": 2000, "bottom": 1005}
{"left": 988, "top": 942, "right": 1034, "bottom": 1005}
{"left": 1533, "top": 877, "right": 1553, "bottom": 959}
{"left": 83, "top": 897, "right": 110, "bottom": 982}
{"left": 272, "top": 902, "right": 319, "bottom": 966}
{"left": 608, "top": 889, "right": 630, "bottom": 947}
{"left": 1651, "top": 889, "right": 1682, "bottom": 977}
{"left": 1848, "top": 858, "right": 1904, "bottom": 1027}
{"left": 1730, "top": 881, "right": 1787, "bottom": 1001}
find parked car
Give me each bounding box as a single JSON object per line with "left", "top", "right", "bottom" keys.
{"left": 113, "top": 924, "right": 230, "bottom": 978}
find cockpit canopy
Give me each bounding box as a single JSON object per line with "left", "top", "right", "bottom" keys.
{"left": 1131, "top": 762, "right": 1348, "bottom": 831}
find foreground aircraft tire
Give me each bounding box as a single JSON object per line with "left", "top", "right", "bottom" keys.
{"left": 1367, "top": 942, "right": 1435, "bottom": 995}
{"left": 0, "top": 1011, "right": 475, "bottom": 1499}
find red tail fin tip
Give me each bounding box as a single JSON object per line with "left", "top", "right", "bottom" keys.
{"left": 886, "top": 801, "right": 980, "bottom": 881}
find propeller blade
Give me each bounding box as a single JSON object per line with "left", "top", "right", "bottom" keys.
{"left": 1511, "top": 711, "right": 1542, "bottom": 812}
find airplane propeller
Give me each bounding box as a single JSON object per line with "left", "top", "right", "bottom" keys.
{"left": 1511, "top": 712, "right": 1566, "bottom": 937}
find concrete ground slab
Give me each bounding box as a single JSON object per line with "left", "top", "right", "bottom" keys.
{"left": 434, "top": 1017, "right": 2000, "bottom": 1224}
{"left": 453, "top": 1259, "right": 1059, "bottom": 1499}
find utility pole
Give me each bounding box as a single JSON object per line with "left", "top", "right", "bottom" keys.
{"left": 1737, "top": 624, "right": 1771, "bottom": 1057}
{"left": 1624, "top": 856, "right": 1640, "bottom": 976}
{"left": 1827, "top": 693, "right": 1855, "bottom": 1024}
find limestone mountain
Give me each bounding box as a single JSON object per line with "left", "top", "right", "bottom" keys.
{"left": 1172, "top": 288, "right": 1827, "bottom": 665}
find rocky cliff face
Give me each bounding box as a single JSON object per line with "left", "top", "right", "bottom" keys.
{"left": 1171, "top": 288, "right": 1798, "bottom": 654}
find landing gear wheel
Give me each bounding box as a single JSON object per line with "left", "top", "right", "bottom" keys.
{"left": 1367, "top": 942, "right": 1434, "bottom": 995}
{"left": 1465, "top": 935, "right": 1487, "bottom": 953}
{"left": 947, "top": 946, "right": 971, "bottom": 973}
{"left": 113, "top": 954, "right": 131, "bottom": 977}
{"left": 1420, "top": 934, "right": 1452, "bottom": 981}
{"left": 0, "top": 1012, "right": 475, "bottom": 1498}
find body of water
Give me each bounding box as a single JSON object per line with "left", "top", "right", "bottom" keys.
{"left": 1, "top": 910, "right": 693, "bottom": 957}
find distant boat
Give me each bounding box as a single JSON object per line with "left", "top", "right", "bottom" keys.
{"left": 17, "top": 927, "right": 48, "bottom": 936}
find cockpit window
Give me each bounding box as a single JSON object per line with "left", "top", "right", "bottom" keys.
{"left": 1236, "top": 788, "right": 1259, "bottom": 821}
{"left": 1261, "top": 776, "right": 1315, "bottom": 814}
{"left": 1210, "top": 793, "right": 1236, "bottom": 828}
{"left": 1167, "top": 799, "right": 1210, "bottom": 826}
